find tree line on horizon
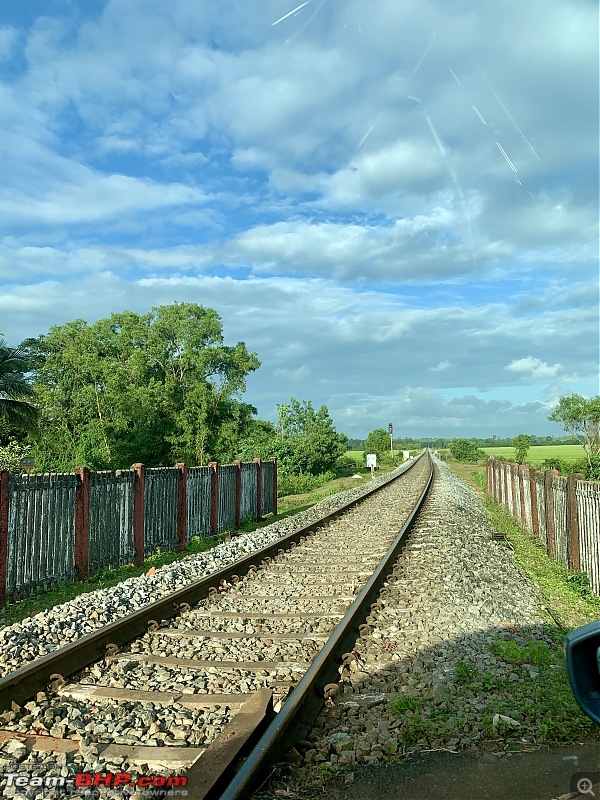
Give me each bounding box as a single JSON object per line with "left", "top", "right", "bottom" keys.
{"left": 0, "top": 302, "right": 598, "bottom": 483}
{"left": 0, "top": 304, "right": 346, "bottom": 493}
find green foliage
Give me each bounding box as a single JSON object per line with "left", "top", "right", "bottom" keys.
{"left": 548, "top": 394, "right": 600, "bottom": 465}
{"left": 236, "top": 419, "right": 277, "bottom": 462}
{"left": 271, "top": 398, "right": 346, "bottom": 477}
{"left": 276, "top": 470, "right": 335, "bottom": 497}
{"left": 584, "top": 456, "right": 600, "bottom": 480}
{"left": 363, "top": 428, "right": 393, "bottom": 464}
{"left": 22, "top": 303, "right": 260, "bottom": 470}
{"left": 470, "top": 470, "right": 486, "bottom": 489}
{"left": 512, "top": 433, "right": 532, "bottom": 464}
{"left": 487, "top": 639, "right": 552, "bottom": 666}
{"left": 448, "top": 438, "right": 484, "bottom": 463}
{"left": 0, "top": 439, "right": 33, "bottom": 472}
{"left": 0, "top": 335, "right": 37, "bottom": 433}
{"left": 539, "top": 457, "right": 599, "bottom": 481}
{"left": 454, "top": 659, "right": 479, "bottom": 683}
{"left": 565, "top": 572, "right": 592, "bottom": 597}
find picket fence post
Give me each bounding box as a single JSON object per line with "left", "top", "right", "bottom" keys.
{"left": 175, "top": 463, "right": 187, "bottom": 551}
{"left": 74, "top": 466, "right": 90, "bottom": 579}
{"left": 272, "top": 457, "right": 278, "bottom": 515}
{"left": 545, "top": 469, "right": 557, "bottom": 560}
{"left": 567, "top": 473, "right": 584, "bottom": 572}
{"left": 254, "top": 458, "right": 262, "bottom": 520}
{"left": 529, "top": 468, "right": 539, "bottom": 537}
{"left": 0, "top": 470, "right": 9, "bottom": 608}
{"left": 234, "top": 461, "right": 242, "bottom": 528}
{"left": 132, "top": 463, "right": 146, "bottom": 567}
{"left": 519, "top": 465, "right": 528, "bottom": 530}
{"left": 209, "top": 462, "right": 219, "bottom": 535}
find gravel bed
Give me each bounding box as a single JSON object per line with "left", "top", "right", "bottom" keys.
{"left": 128, "top": 632, "right": 323, "bottom": 662}
{"left": 280, "top": 458, "right": 552, "bottom": 785}
{"left": 0, "top": 457, "right": 429, "bottom": 796}
{"left": 89, "top": 660, "right": 305, "bottom": 695}
{"left": 0, "top": 464, "right": 413, "bottom": 677}
{"left": 0, "top": 696, "right": 231, "bottom": 749}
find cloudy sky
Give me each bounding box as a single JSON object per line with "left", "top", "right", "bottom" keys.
{"left": 0, "top": 0, "right": 597, "bottom": 439}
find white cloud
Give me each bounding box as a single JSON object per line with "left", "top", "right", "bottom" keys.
{"left": 506, "top": 357, "right": 563, "bottom": 381}
{"left": 0, "top": 0, "right": 595, "bottom": 439}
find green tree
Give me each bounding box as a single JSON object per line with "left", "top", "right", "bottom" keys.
{"left": 448, "top": 438, "right": 484, "bottom": 463}
{"left": 512, "top": 433, "right": 532, "bottom": 464}
{"left": 23, "top": 303, "right": 260, "bottom": 470}
{"left": 363, "top": 428, "right": 392, "bottom": 464}
{"left": 0, "top": 439, "right": 33, "bottom": 472}
{"left": 0, "top": 336, "right": 37, "bottom": 434}
{"left": 548, "top": 394, "right": 600, "bottom": 467}
{"left": 271, "top": 398, "right": 345, "bottom": 476}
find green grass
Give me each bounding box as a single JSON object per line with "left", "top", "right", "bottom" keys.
{"left": 482, "top": 445, "right": 585, "bottom": 464}
{"left": 392, "top": 626, "right": 600, "bottom": 749}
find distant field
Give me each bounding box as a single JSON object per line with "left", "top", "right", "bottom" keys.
{"left": 482, "top": 445, "right": 585, "bottom": 464}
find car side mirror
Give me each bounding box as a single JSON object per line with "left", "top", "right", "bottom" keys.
{"left": 564, "top": 621, "right": 600, "bottom": 725}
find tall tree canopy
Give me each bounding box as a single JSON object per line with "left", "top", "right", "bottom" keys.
{"left": 548, "top": 394, "right": 600, "bottom": 467}
{"left": 0, "top": 335, "right": 37, "bottom": 435}
{"left": 22, "top": 303, "right": 260, "bottom": 470}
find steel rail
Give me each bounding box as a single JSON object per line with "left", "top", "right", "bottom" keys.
{"left": 0, "top": 453, "right": 426, "bottom": 712}
{"left": 218, "top": 452, "right": 434, "bottom": 800}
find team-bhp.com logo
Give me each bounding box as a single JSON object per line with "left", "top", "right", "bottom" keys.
{"left": 2, "top": 772, "right": 188, "bottom": 793}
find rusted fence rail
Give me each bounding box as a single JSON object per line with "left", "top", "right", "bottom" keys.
{"left": 486, "top": 457, "right": 600, "bottom": 594}
{"left": 0, "top": 458, "right": 277, "bottom": 607}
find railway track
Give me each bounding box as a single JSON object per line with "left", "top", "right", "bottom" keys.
{"left": 0, "top": 452, "right": 433, "bottom": 799}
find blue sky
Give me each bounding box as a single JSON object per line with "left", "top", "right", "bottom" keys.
{"left": 0, "top": 0, "right": 597, "bottom": 439}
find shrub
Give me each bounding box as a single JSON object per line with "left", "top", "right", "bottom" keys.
{"left": 448, "top": 438, "right": 484, "bottom": 463}
{"left": 0, "top": 440, "right": 32, "bottom": 472}
{"left": 584, "top": 456, "right": 600, "bottom": 481}
{"left": 277, "top": 470, "right": 335, "bottom": 497}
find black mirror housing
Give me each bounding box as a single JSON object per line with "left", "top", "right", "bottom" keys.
{"left": 565, "top": 621, "right": 600, "bottom": 725}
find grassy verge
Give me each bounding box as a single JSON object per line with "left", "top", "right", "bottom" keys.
{"left": 419, "top": 458, "right": 600, "bottom": 750}
{"left": 446, "top": 457, "right": 600, "bottom": 629}
{"left": 391, "top": 629, "right": 600, "bottom": 751}
{"left": 0, "top": 465, "right": 396, "bottom": 630}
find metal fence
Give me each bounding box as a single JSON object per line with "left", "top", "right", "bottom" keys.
{"left": 487, "top": 458, "right": 600, "bottom": 595}
{"left": 6, "top": 473, "right": 77, "bottom": 601}
{"left": 217, "top": 465, "right": 237, "bottom": 532}
{"left": 144, "top": 467, "right": 179, "bottom": 556}
{"left": 88, "top": 470, "right": 135, "bottom": 573}
{"left": 261, "top": 459, "right": 275, "bottom": 516}
{"left": 186, "top": 466, "right": 212, "bottom": 541}
{"left": 0, "top": 457, "right": 276, "bottom": 607}
{"left": 240, "top": 461, "right": 258, "bottom": 524}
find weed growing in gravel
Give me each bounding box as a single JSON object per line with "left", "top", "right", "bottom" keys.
{"left": 486, "top": 639, "right": 552, "bottom": 667}
{"left": 391, "top": 631, "right": 600, "bottom": 751}
{"left": 454, "top": 659, "right": 479, "bottom": 683}
{"left": 391, "top": 694, "right": 426, "bottom": 713}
